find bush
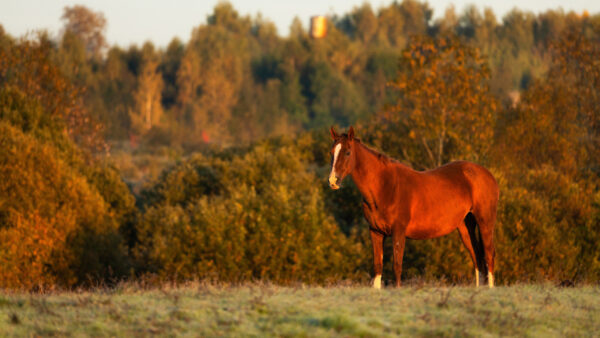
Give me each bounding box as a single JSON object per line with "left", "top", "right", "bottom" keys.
{"left": 495, "top": 167, "right": 600, "bottom": 282}
{"left": 135, "top": 142, "right": 365, "bottom": 283}
{"left": 0, "top": 123, "right": 130, "bottom": 289}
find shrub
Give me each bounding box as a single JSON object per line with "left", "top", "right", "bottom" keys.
{"left": 0, "top": 123, "right": 130, "bottom": 289}
{"left": 135, "top": 142, "right": 365, "bottom": 283}
{"left": 495, "top": 167, "right": 600, "bottom": 282}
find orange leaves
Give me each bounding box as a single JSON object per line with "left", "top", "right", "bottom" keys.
{"left": 382, "top": 35, "right": 497, "bottom": 168}
{"left": 0, "top": 123, "right": 129, "bottom": 289}
{"left": 0, "top": 35, "right": 106, "bottom": 152}
{"left": 496, "top": 29, "right": 599, "bottom": 177}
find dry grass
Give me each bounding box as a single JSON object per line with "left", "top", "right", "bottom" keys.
{"left": 1, "top": 281, "right": 599, "bottom": 336}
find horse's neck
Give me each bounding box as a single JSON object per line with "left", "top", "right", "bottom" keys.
{"left": 352, "top": 143, "right": 413, "bottom": 205}
{"left": 351, "top": 143, "right": 390, "bottom": 201}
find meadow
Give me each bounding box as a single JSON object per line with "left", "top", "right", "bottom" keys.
{"left": 1, "top": 282, "right": 598, "bottom": 336}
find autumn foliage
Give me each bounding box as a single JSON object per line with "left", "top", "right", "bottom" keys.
{"left": 0, "top": 33, "right": 133, "bottom": 289}
{"left": 0, "top": 2, "right": 599, "bottom": 289}
{"left": 371, "top": 35, "right": 497, "bottom": 169}
{"left": 134, "top": 140, "right": 364, "bottom": 282}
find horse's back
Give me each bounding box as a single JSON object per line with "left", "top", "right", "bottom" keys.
{"left": 445, "top": 161, "right": 499, "bottom": 217}
{"left": 457, "top": 161, "right": 498, "bottom": 200}
{"left": 399, "top": 162, "right": 472, "bottom": 238}
{"left": 426, "top": 161, "right": 499, "bottom": 205}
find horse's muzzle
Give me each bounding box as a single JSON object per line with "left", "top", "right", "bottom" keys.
{"left": 329, "top": 175, "right": 340, "bottom": 190}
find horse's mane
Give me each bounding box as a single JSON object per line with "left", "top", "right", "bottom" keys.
{"left": 354, "top": 140, "right": 391, "bottom": 163}
{"left": 337, "top": 132, "right": 411, "bottom": 169}
{"left": 355, "top": 139, "right": 413, "bottom": 170}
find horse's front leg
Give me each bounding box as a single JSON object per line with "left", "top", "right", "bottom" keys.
{"left": 392, "top": 229, "right": 406, "bottom": 287}
{"left": 370, "top": 229, "right": 384, "bottom": 289}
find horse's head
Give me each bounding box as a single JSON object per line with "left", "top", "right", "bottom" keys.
{"left": 328, "top": 126, "right": 357, "bottom": 190}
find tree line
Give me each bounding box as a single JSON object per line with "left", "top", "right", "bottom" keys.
{"left": 0, "top": 1, "right": 598, "bottom": 289}
{"left": 12, "top": 1, "right": 596, "bottom": 148}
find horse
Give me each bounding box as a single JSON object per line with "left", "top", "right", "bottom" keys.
{"left": 328, "top": 126, "right": 499, "bottom": 288}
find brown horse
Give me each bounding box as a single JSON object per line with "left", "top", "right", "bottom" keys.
{"left": 328, "top": 126, "right": 498, "bottom": 288}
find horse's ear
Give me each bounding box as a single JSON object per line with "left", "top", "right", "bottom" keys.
{"left": 330, "top": 126, "right": 338, "bottom": 140}
{"left": 348, "top": 126, "right": 355, "bottom": 139}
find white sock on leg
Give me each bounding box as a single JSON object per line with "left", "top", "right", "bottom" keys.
{"left": 373, "top": 275, "right": 382, "bottom": 289}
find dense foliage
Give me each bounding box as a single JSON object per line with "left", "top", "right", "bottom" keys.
{"left": 0, "top": 35, "right": 134, "bottom": 289}
{"left": 0, "top": 2, "right": 598, "bottom": 288}
{"left": 134, "top": 139, "right": 365, "bottom": 282}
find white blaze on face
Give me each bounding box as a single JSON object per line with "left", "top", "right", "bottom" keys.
{"left": 329, "top": 143, "right": 342, "bottom": 188}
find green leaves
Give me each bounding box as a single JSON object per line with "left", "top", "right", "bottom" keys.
{"left": 134, "top": 141, "right": 364, "bottom": 283}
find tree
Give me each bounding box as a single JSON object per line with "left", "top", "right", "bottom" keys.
{"left": 289, "top": 17, "right": 305, "bottom": 38}
{"left": 92, "top": 46, "right": 137, "bottom": 140}
{"left": 176, "top": 3, "right": 251, "bottom": 144}
{"left": 376, "top": 3, "right": 406, "bottom": 47}
{"left": 0, "top": 34, "right": 105, "bottom": 152}
{"left": 0, "top": 122, "right": 131, "bottom": 289}
{"left": 457, "top": 5, "right": 482, "bottom": 39}
{"left": 160, "top": 38, "right": 184, "bottom": 110}
{"left": 130, "top": 43, "right": 164, "bottom": 134}
{"left": 477, "top": 8, "right": 498, "bottom": 55}
{"left": 496, "top": 28, "right": 600, "bottom": 177}
{"left": 301, "top": 60, "right": 367, "bottom": 129}
{"left": 398, "top": 0, "right": 433, "bottom": 36}
{"left": 0, "top": 34, "right": 138, "bottom": 289}
{"left": 436, "top": 5, "right": 458, "bottom": 35}
{"left": 338, "top": 4, "right": 378, "bottom": 44}
{"left": 61, "top": 5, "right": 107, "bottom": 60}
{"left": 377, "top": 35, "right": 497, "bottom": 169}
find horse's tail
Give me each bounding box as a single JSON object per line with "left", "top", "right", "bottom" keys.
{"left": 465, "top": 212, "right": 488, "bottom": 279}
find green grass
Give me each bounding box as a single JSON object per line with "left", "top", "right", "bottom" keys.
{"left": 1, "top": 283, "right": 599, "bottom": 336}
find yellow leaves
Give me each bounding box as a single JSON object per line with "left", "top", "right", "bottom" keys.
{"left": 0, "top": 211, "right": 63, "bottom": 289}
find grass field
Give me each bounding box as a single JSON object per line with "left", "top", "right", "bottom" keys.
{"left": 1, "top": 282, "right": 599, "bottom": 336}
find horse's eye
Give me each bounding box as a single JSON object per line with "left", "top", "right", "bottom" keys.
{"left": 346, "top": 151, "right": 351, "bottom": 156}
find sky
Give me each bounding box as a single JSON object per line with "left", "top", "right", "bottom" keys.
{"left": 1, "top": 0, "right": 598, "bottom": 48}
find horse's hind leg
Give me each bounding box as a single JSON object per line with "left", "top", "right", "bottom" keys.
{"left": 472, "top": 209, "right": 497, "bottom": 288}
{"left": 457, "top": 222, "right": 482, "bottom": 287}
{"left": 479, "top": 216, "right": 496, "bottom": 288}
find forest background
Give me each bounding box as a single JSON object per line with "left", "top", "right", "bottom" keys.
{"left": 0, "top": 1, "right": 599, "bottom": 290}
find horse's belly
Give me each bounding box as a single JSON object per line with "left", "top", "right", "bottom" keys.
{"left": 405, "top": 190, "right": 471, "bottom": 239}
{"left": 405, "top": 218, "right": 461, "bottom": 239}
